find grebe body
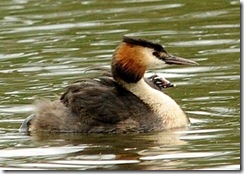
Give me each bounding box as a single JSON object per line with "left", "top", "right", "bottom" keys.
{"left": 20, "top": 37, "right": 198, "bottom": 133}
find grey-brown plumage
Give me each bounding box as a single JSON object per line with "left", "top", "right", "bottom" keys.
{"left": 21, "top": 76, "right": 170, "bottom": 133}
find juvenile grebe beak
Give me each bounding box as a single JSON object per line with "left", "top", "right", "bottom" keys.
{"left": 163, "top": 54, "right": 198, "bottom": 65}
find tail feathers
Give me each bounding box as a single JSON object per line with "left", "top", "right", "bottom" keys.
{"left": 30, "top": 99, "right": 71, "bottom": 132}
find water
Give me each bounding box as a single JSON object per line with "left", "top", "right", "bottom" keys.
{"left": 0, "top": 0, "right": 240, "bottom": 170}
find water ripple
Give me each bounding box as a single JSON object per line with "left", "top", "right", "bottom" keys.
{"left": 51, "top": 159, "right": 139, "bottom": 165}
{"left": 180, "top": 10, "right": 229, "bottom": 19}
{"left": 191, "top": 24, "right": 240, "bottom": 29}
{"left": 169, "top": 39, "right": 239, "bottom": 47}
{"left": 6, "top": 22, "right": 102, "bottom": 34}
{"left": 199, "top": 47, "right": 240, "bottom": 55}
{"left": 0, "top": 105, "right": 34, "bottom": 114}
{"left": 140, "top": 151, "right": 230, "bottom": 161}
{"left": 0, "top": 146, "right": 85, "bottom": 158}
{"left": 0, "top": 52, "right": 38, "bottom": 61}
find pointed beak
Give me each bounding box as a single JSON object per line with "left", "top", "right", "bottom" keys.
{"left": 163, "top": 54, "right": 198, "bottom": 65}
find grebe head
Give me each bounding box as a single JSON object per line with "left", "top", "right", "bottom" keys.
{"left": 112, "top": 36, "right": 198, "bottom": 83}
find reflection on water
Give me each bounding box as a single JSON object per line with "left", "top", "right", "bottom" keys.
{"left": 0, "top": 0, "right": 240, "bottom": 170}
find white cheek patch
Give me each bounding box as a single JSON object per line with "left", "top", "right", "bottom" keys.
{"left": 142, "top": 48, "right": 167, "bottom": 69}
{"left": 149, "top": 58, "right": 167, "bottom": 69}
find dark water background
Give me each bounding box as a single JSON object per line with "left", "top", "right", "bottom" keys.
{"left": 0, "top": 0, "right": 240, "bottom": 170}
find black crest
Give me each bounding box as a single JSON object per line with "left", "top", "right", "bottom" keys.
{"left": 123, "top": 36, "right": 165, "bottom": 52}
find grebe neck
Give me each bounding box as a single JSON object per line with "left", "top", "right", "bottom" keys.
{"left": 120, "top": 79, "right": 189, "bottom": 129}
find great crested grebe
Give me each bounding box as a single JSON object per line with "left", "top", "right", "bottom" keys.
{"left": 20, "top": 36, "right": 198, "bottom": 134}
